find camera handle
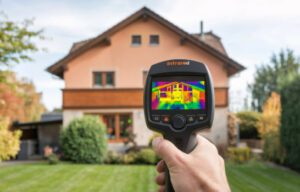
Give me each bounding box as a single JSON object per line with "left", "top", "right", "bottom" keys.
{"left": 163, "top": 133, "right": 198, "bottom": 192}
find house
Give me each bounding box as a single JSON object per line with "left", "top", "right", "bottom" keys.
{"left": 47, "top": 7, "right": 245, "bottom": 151}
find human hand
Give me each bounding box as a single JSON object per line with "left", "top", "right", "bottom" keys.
{"left": 152, "top": 134, "right": 230, "bottom": 192}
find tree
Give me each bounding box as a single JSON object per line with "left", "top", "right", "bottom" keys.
{"left": 0, "top": 71, "right": 46, "bottom": 123}
{"left": 249, "top": 49, "right": 300, "bottom": 111}
{"left": 257, "top": 92, "right": 281, "bottom": 136}
{"left": 0, "top": 117, "right": 22, "bottom": 161}
{"left": 257, "top": 92, "right": 285, "bottom": 163}
{"left": 0, "top": 12, "right": 44, "bottom": 67}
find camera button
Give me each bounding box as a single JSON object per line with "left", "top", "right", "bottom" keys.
{"left": 162, "top": 116, "right": 170, "bottom": 123}
{"left": 151, "top": 115, "right": 160, "bottom": 122}
{"left": 187, "top": 115, "right": 195, "bottom": 123}
{"left": 172, "top": 115, "right": 186, "bottom": 129}
{"left": 198, "top": 115, "right": 206, "bottom": 121}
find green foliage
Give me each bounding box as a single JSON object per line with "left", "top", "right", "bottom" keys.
{"left": 104, "top": 151, "right": 122, "bottom": 164}
{"left": 236, "top": 111, "right": 261, "bottom": 139}
{"left": 60, "top": 116, "right": 107, "bottom": 164}
{"left": 227, "top": 147, "right": 251, "bottom": 164}
{"left": 47, "top": 154, "right": 59, "bottom": 165}
{"left": 136, "top": 148, "right": 158, "bottom": 164}
{"left": 0, "top": 13, "right": 44, "bottom": 67}
{"left": 122, "top": 152, "right": 137, "bottom": 164}
{"left": 263, "top": 132, "right": 285, "bottom": 164}
{"left": 249, "top": 49, "right": 300, "bottom": 111}
{"left": 280, "top": 75, "right": 300, "bottom": 170}
{"left": 105, "top": 149, "right": 158, "bottom": 165}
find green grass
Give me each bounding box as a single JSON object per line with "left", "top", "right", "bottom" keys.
{"left": 226, "top": 161, "right": 300, "bottom": 192}
{"left": 0, "top": 161, "right": 299, "bottom": 192}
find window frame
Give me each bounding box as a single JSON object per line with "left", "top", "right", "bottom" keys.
{"left": 149, "top": 34, "right": 159, "bottom": 46}
{"left": 131, "top": 35, "right": 142, "bottom": 46}
{"left": 92, "top": 71, "right": 115, "bottom": 88}
{"left": 86, "top": 113, "right": 133, "bottom": 143}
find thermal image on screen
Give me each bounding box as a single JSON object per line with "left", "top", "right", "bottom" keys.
{"left": 151, "top": 81, "right": 205, "bottom": 110}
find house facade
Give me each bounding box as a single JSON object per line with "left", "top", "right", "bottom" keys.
{"left": 47, "top": 7, "right": 244, "bottom": 151}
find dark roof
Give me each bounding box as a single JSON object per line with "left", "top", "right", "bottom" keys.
{"left": 13, "top": 113, "right": 62, "bottom": 128}
{"left": 47, "top": 7, "right": 245, "bottom": 78}
{"left": 13, "top": 119, "right": 62, "bottom": 128}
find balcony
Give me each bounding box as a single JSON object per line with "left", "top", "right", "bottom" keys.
{"left": 63, "top": 88, "right": 228, "bottom": 109}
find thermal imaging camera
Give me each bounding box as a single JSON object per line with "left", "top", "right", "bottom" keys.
{"left": 144, "top": 59, "right": 214, "bottom": 192}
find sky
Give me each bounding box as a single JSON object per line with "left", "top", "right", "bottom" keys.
{"left": 1, "top": 0, "right": 300, "bottom": 111}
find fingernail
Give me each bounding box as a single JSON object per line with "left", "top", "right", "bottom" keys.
{"left": 152, "top": 137, "right": 163, "bottom": 149}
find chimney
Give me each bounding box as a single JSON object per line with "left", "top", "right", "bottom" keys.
{"left": 200, "top": 21, "right": 204, "bottom": 39}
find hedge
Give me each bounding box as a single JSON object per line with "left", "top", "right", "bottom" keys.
{"left": 280, "top": 76, "right": 300, "bottom": 170}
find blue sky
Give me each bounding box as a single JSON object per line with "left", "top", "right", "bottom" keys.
{"left": 1, "top": 0, "right": 300, "bottom": 111}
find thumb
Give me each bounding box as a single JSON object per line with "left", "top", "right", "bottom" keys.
{"left": 152, "top": 137, "right": 186, "bottom": 167}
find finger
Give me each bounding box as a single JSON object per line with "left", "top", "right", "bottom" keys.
{"left": 156, "top": 172, "right": 165, "bottom": 185}
{"left": 156, "top": 160, "right": 165, "bottom": 173}
{"left": 190, "top": 134, "right": 218, "bottom": 156}
{"left": 152, "top": 137, "right": 186, "bottom": 167}
{"left": 158, "top": 186, "right": 165, "bottom": 192}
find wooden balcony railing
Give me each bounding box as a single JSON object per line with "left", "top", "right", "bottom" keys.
{"left": 63, "top": 88, "right": 228, "bottom": 109}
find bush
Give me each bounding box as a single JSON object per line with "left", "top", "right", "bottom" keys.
{"left": 236, "top": 111, "right": 261, "bottom": 139}
{"left": 137, "top": 148, "right": 158, "bottom": 164}
{"left": 227, "top": 147, "right": 251, "bottom": 164}
{"left": 48, "top": 154, "right": 59, "bottom": 165}
{"left": 263, "top": 132, "right": 285, "bottom": 163}
{"left": 60, "top": 116, "right": 107, "bottom": 164}
{"left": 281, "top": 76, "right": 300, "bottom": 170}
{"left": 105, "top": 151, "right": 122, "bottom": 164}
{"left": 122, "top": 152, "right": 137, "bottom": 164}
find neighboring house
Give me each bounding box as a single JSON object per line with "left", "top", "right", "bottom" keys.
{"left": 47, "top": 7, "right": 245, "bottom": 151}
{"left": 13, "top": 112, "right": 62, "bottom": 160}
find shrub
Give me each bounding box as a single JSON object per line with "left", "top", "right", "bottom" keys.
{"left": 60, "top": 116, "right": 107, "bottom": 164}
{"left": 263, "top": 132, "right": 285, "bottom": 163}
{"left": 236, "top": 111, "right": 261, "bottom": 139}
{"left": 122, "top": 152, "right": 137, "bottom": 164}
{"left": 0, "top": 117, "right": 21, "bottom": 161}
{"left": 137, "top": 148, "right": 158, "bottom": 164}
{"left": 48, "top": 154, "right": 59, "bottom": 165}
{"left": 281, "top": 76, "right": 300, "bottom": 170}
{"left": 227, "top": 147, "right": 251, "bottom": 164}
{"left": 105, "top": 151, "right": 122, "bottom": 164}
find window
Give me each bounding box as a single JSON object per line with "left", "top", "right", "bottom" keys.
{"left": 106, "top": 72, "right": 114, "bottom": 87}
{"left": 150, "top": 35, "right": 159, "bottom": 45}
{"left": 131, "top": 35, "right": 141, "bottom": 46}
{"left": 102, "top": 115, "right": 116, "bottom": 139}
{"left": 93, "top": 72, "right": 102, "bottom": 86}
{"left": 119, "top": 114, "right": 133, "bottom": 138}
{"left": 93, "top": 71, "right": 115, "bottom": 87}
{"left": 98, "top": 113, "right": 133, "bottom": 141}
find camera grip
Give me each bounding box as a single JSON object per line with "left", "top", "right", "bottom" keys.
{"left": 163, "top": 133, "right": 198, "bottom": 192}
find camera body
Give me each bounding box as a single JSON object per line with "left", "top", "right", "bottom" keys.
{"left": 144, "top": 59, "right": 214, "bottom": 152}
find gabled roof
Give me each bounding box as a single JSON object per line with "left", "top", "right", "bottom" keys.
{"left": 47, "top": 7, "right": 245, "bottom": 78}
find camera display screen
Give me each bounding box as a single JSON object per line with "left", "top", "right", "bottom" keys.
{"left": 151, "top": 80, "right": 206, "bottom": 110}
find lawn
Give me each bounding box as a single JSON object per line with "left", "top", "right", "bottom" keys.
{"left": 0, "top": 161, "right": 299, "bottom": 192}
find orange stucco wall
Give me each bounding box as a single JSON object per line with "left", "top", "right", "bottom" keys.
{"left": 64, "top": 18, "right": 228, "bottom": 88}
